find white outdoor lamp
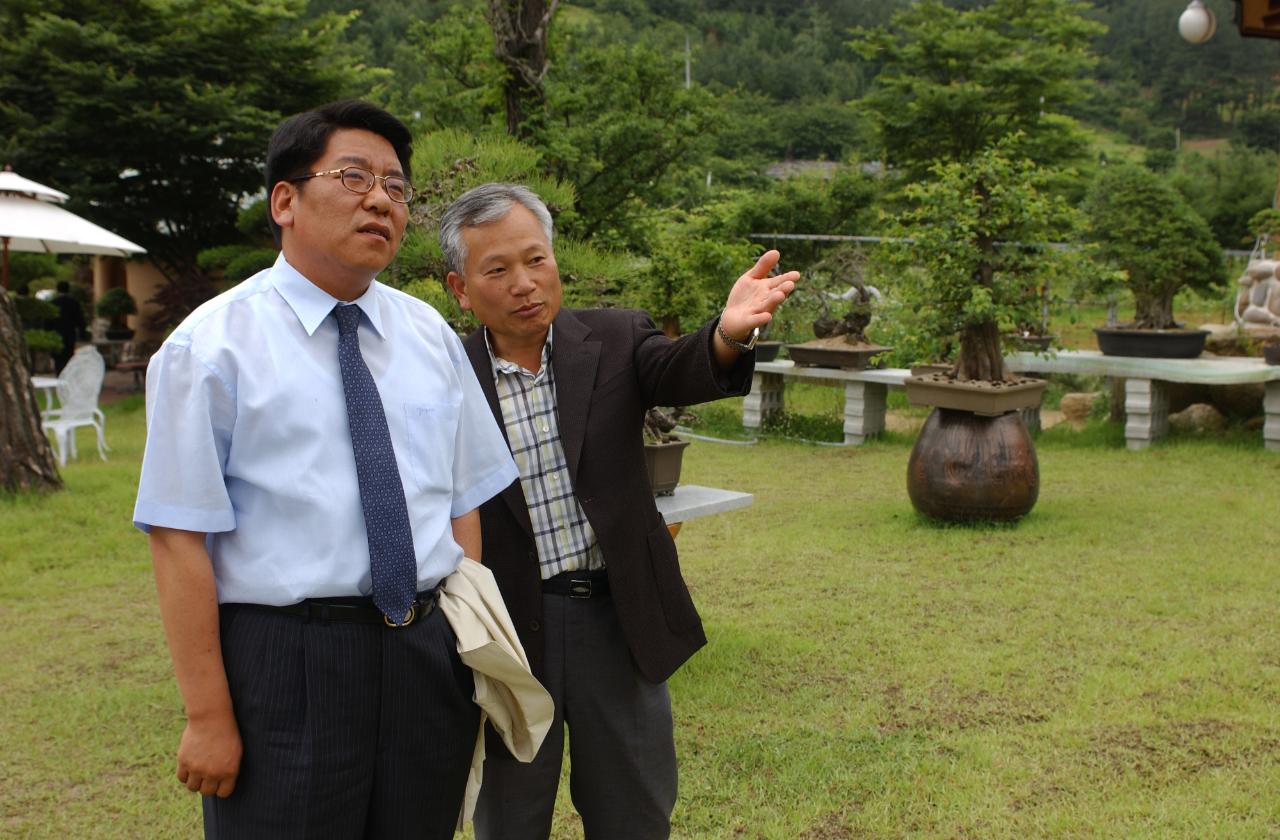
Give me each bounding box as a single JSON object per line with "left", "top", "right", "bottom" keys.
{"left": 1179, "top": 0, "right": 1218, "bottom": 44}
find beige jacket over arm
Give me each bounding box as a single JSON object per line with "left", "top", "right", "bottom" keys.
{"left": 438, "top": 558, "right": 554, "bottom": 828}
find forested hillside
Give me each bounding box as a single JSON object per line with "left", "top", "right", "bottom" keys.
{"left": 3, "top": 0, "right": 1274, "bottom": 333}
{"left": 311, "top": 0, "right": 1280, "bottom": 154}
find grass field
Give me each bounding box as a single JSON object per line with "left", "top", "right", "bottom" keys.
{"left": 2, "top": 392, "right": 1279, "bottom": 838}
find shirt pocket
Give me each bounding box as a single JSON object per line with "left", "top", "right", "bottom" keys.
{"left": 403, "top": 401, "right": 461, "bottom": 494}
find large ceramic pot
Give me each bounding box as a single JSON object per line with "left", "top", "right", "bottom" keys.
{"left": 1094, "top": 327, "right": 1209, "bottom": 359}
{"left": 907, "top": 409, "right": 1039, "bottom": 522}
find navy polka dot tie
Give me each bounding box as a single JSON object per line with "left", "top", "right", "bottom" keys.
{"left": 333, "top": 304, "right": 417, "bottom": 625}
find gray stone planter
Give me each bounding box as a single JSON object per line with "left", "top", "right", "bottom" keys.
{"left": 904, "top": 374, "right": 1047, "bottom": 418}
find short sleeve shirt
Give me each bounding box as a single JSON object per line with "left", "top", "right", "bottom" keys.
{"left": 132, "top": 254, "right": 518, "bottom": 605}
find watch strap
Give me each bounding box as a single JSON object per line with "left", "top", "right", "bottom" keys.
{"left": 716, "top": 320, "right": 759, "bottom": 353}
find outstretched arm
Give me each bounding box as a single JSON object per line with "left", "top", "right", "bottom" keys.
{"left": 712, "top": 249, "right": 799, "bottom": 369}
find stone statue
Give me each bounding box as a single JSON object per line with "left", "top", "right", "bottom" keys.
{"left": 1234, "top": 259, "right": 1280, "bottom": 328}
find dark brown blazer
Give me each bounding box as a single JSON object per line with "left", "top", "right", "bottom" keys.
{"left": 462, "top": 307, "right": 754, "bottom": 685}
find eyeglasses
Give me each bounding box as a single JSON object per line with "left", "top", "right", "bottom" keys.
{"left": 290, "top": 166, "right": 415, "bottom": 204}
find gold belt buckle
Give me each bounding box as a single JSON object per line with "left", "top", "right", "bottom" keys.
{"left": 384, "top": 603, "right": 417, "bottom": 628}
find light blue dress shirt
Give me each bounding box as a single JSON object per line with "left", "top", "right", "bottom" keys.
{"left": 133, "top": 254, "right": 518, "bottom": 606}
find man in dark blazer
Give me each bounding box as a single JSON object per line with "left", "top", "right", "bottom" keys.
{"left": 441, "top": 183, "right": 798, "bottom": 839}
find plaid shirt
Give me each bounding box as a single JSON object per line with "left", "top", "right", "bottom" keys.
{"left": 486, "top": 327, "right": 605, "bottom": 579}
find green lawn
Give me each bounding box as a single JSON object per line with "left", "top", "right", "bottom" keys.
{"left": 3, "top": 397, "right": 1279, "bottom": 838}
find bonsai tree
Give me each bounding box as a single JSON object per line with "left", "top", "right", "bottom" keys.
{"left": 95, "top": 287, "right": 137, "bottom": 337}
{"left": 875, "top": 141, "right": 1083, "bottom": 381}
{"left": 1081, "top": 164, "right": 1222, "bottom": 330}
{"left": 642, "top": 407, "right": 680, "bottom": 445}
{"left": 804, "top": 246, "right": 878, "bottom": 344}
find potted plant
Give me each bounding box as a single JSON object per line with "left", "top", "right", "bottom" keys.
{"left": 643, "top": 407, "right": 690, "bottom": 496}
{"left": 95, "top": 287, "right": 137, "bottom": 341}
{"left": 875, "top": 143, "right": 1079, "bottom": 522}
{"left": 784, "top": 246, "right": 890, "bottom": 369}
{"left": 1082, "top": 163, "right": 1223, "bottom": 358}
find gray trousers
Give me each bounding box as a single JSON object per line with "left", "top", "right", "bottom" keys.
{"left": 473, "top": 592, "right": 677, "bottom": 840}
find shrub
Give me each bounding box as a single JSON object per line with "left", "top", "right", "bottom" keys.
{"left": 24, "top": 329, "right": 63, "bottom": 354}
{"left": 95, "top": 287, "right": 137, "bottom": 319}
{"left": 14, "top": 297, "right": 58, "bottom": 329}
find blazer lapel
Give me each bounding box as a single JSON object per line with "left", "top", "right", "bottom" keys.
{"left": 462, "top": 328, "right": 535, "bottom": 541}
{"left": 549, "top": 310, "right": 599, "bottom": 484}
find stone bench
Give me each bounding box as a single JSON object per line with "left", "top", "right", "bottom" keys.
{"left": 743, "top": 353, "right": 1280, "bottom": 451}
{"left": 745, "top": 361, "right": 1042, "bottom": 445}
{"left": 1003, "top": 350, "right": 1280, "bottom": 451}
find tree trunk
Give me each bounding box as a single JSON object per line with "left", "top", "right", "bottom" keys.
{"left": 956, "top": 321, "right": 1009, "bottom": 382}
{"left": 954, "top": 233, "right": 1010, "bottom": 382}
{"left": 0, "top": 292, "right": 64, "bottom": 493}
{"left": 1132, "top": 291, "right": 1178, "bottom": 330}
{"left": 488, "top": 0, "right": 558, "bottom": 138}
{"left": 661, "top": 314, "right": 681, "bottom": 340}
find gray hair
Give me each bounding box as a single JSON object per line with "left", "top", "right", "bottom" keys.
{"left": 439, "top": 183, "right": 555, "bottom": 274}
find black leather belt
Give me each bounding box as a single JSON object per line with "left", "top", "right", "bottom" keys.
{"left": 227, "top": 590, "right": 438, "bottom": 628}
{"left": 542, "top": 569, "right": 609, "bottom": 599}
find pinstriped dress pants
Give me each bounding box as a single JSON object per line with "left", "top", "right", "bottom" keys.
{"left": 202, "top": 602, "right": 479, "bottom": 839}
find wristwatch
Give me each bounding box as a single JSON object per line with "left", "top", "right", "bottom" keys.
{"left": 717, "top": 320, "right": 760, "bottom": 353}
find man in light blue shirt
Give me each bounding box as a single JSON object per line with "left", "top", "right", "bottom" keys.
{"left": 133, "top": 100, "right": 517, "bottom": 839}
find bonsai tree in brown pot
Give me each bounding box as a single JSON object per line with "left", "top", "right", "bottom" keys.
{"left": 642, "top": 407, "right": 689, "bottom": 496}
{"left": 1081, "top": 163, "right": 1223, "bottom": 358}
{"left": 784, "top": 246, "right": 890, "bottom": 369}
{"left": 875, "top": 142, "right": 1083, "bottom": 522}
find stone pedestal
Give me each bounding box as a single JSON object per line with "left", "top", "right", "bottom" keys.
{"left": 843, "top": 381, "right": 887, "bottom": 444}
{"left": 743, "top": 371, "right": 783, "bottom": 431}
{"left": 1266, "top": 380, "right": 1280, "bottom": 452}
{"left": 1019, "top": 406, "right": 1042, "bottom": 435}
{"left": 1124, "top": 378, "right": 1169, "bottom": 450}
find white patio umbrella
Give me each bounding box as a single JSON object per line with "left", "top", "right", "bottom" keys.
{"left": 0, "top": 166, "right": 145, "bottom": 289}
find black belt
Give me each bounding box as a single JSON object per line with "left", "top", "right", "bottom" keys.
{"left": 227, "top": 590, "right": 438, "bottom": 628}
{"left": 542, "top": 569, "right": 610, "bottom": 599}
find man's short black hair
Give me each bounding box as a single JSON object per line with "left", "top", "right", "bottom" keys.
{"left": 56, "top": 281, "right": 70, "bottom": 293}
{"left": 264, "top": 100, "right": 413, "bottom": 245}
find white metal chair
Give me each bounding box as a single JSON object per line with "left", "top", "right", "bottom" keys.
{"left": 41, "top": 345, "right": 109, "bottom": 466}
